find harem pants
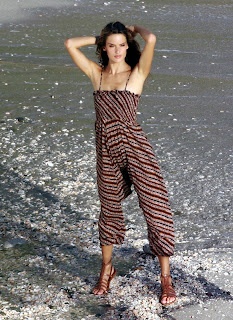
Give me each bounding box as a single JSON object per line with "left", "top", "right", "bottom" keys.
{"left": 95, "top": 119, "right": 175, "bottom": 256}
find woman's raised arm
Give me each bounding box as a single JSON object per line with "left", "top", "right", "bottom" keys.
{"left": 64, "top": 36, "right": 100, "bottom": 79}
{"left": 127, "top": 25, "right": 156, "bottom": 79}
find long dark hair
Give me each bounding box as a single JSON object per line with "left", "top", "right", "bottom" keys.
{"left": 96, "top": 21, "right": 141, "bottom": 69}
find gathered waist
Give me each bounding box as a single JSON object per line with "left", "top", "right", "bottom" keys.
{"left": 95, "top": 118, "right": 140, "bottom": 128}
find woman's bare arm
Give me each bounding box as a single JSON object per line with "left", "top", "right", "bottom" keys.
{"left": 64, "top": 36, "right": 100, "bottom": 79}
{"left": 127, "top": 25, "right": 156, "bottom": 79}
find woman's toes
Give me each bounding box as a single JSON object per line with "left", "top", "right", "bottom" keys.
{"left": 97, "top": 289, "right": 104, "bottom": 295}
{"left": 167, "top": 296, "right": 175, "bottom": 304}
{"left": 170, "top": 296, "right": 176, "bottom": 303}
{"left": 161, "top": 295, "right": 176, "bottom": 305}
{"left": 161, "top": 297, "right": 167, "bottom": 304}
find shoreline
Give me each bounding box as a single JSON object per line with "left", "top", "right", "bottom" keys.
{"left": 0, "top": 0, "right": 78, "bottom": 24}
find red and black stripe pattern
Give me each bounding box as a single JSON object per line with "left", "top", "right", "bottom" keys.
{"left": 93, "top": 89, "right": 174, "bottom": 256}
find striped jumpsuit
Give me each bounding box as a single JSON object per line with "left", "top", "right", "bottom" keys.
{"left": 93, "top": 71, "right": 175, "bottom": 256}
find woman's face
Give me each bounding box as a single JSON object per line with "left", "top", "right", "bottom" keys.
{"left": 103, "top": 33, "right": 128, "bottom": 63}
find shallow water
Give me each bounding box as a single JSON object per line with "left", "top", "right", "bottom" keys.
{"left": 0, "top": 0, "right": 233, "bottom": 319}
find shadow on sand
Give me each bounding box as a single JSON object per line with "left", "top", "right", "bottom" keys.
{"left": 0, "top": 164, "right": 232, "bottom": 319}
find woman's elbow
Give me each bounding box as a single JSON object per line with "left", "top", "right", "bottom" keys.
{"left": 64, "top": 38, "right": 72, "bottom": 48}
{"left": 148, "top": 33, "right": 156, "bottom": 44}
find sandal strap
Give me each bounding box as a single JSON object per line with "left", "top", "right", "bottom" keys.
{"left": 93, "top": 260, "right": 116, "bottom": 293}
{"left": 161, "top": 273, "right": 171, "bottom": 279}
{"left": 102, "top": 260, "right": 113, "bottom": 276}
{"left": 160, "top": 274, "right": 176, "bottom": 299}
{"left": 103, "top": 265, "right": 114, "bottom": 277}
{"left": 161, "top": 285, "right": 176, "bottom": 297}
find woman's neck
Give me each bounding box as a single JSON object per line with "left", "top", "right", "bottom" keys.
{"left": 105, "top": 61, "right": 131, "bottom": 75}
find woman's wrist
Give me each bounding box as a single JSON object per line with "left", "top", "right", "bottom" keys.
{"left": 126, "top": 25, "right": 138, "bottom": 37}
{"left": 95, "top": 36, "right": 100, "bottom": 44}
{"left": 133, "top": 25, "right": 156, "bottom": 42}
{"left": 133, "top": 25, "right": 140, "bottom": 33}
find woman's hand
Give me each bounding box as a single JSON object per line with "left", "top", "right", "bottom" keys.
{"left": 126, "top": 25, "right": 138, "bottom": 37}
{"left": 95, "top": 35, "right": 100, "bottom": 44}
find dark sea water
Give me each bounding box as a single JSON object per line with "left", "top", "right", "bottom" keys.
{"left": 0, "top": 0, "right": 233, "bottom": 319}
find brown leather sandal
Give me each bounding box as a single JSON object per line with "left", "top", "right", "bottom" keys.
{"left": 92, "top": 260, "right": 117, "bottom": 295}
{"left": 160, "top": 274, "right": 176, "bottom": 306}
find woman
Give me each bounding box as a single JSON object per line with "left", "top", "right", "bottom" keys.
{"left": 65, "top": 22, "right": 176, "bottom": 306}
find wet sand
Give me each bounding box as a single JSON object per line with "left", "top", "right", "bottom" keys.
{"left": 0, "top": 0, "right": 233, "bottom": 319}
